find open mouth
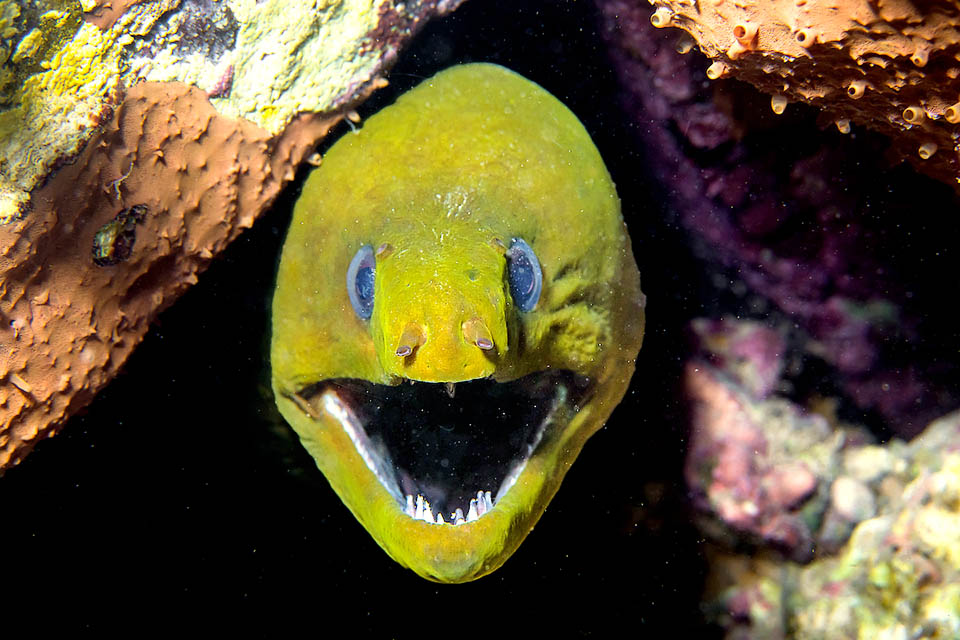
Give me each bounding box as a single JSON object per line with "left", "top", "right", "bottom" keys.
{"left": 293, "top": 371, "right": 593, "bottom": 526}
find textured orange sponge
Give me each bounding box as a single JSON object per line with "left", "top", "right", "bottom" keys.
{"left": 0, "top": 82, "right": 335, "bottom": 470}
{"left": 648, "top": 0, "right": 960, "bottom": 187}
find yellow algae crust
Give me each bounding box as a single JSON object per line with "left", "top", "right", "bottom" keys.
{"left": 648, "top": 0, "right": 960, "bottom": 188}
{"left": 0, "top": 0, "right": 171, "bottom": 224}
{"left": 134, "top": 0, "right": 387, "bottom": 133}
{"left": 0, "top": 0, "right": 430, "bottom": 223}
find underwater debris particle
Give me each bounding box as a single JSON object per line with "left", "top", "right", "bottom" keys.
{"left": 92, "top": 204, "right": 148, "bottom": 266}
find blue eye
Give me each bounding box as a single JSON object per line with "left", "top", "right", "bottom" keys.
{"left": 347, "top": 245, "right": 376, "bottom": 319}
{"left": 506, "top": 238, "right": 542, "bottom": 312}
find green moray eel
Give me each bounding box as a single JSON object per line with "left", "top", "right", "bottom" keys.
{"left": 271, "top": 63, "right": 645, "bottom": 583}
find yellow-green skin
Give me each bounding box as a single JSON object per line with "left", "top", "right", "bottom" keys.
{"left": 271, "top": 63, "right": 644, "bottom": 582}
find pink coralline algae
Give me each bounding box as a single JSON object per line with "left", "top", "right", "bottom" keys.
{"left": 684, "top": 361, "right": 839, "bottom": 561}
{"left": 704, "top": 411, "right": 960, "bottom": 639}
{"left": 685, "top": 316, "right": 960, "bottom": 636}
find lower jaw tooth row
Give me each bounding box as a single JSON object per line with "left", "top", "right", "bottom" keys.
{"left": 405, "top": 490, "right": 494, "bottom": 525}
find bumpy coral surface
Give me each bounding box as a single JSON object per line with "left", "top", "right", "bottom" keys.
{"left": 707, "top": 412, "right": 960, "bottom": 639}
{"left": 685, "top": 360, "right": 844, "bottom": 561}
{"left": 0, "top": 0, "right": 464, "bottom": 470}
{"left": 686, "top": 317, "right": 960, "bottom": 637}
{"left": 647, "top": 0, "right": 960, "bottom": 188}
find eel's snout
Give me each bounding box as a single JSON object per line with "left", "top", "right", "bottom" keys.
{"left": 379, "top": 314, "right": 500, "bottom": 383}
{"left": 373, "top": 266, "right": 508, "bottom": 383}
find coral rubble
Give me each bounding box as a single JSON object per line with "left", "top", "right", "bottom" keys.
{"left": 686, "top": 317, "right": 960, "bottom": 636}
{"left": 647, "top": 0, "right": 960, "bottom": 188}
{"left": 685, "top": 359, "right": 844, "bottom": 562}
{"left": 705, "top": 411, "right": 960, "bottom": 639}
{"left": 0, "top": 0, "right": 464, "bottom": 470}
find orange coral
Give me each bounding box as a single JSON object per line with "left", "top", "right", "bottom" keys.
{"left": 648, "top": 0, "right": 960, "bottom": 187}
{"left": 0, "top": 82, "right": 336, "bottom": 470}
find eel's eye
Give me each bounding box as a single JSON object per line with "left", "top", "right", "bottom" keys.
{"left": 347, "top": 245, "right": 376, "bottom": 319}
{"left": 506, "top": 237, "right": 542, "bottom": 312}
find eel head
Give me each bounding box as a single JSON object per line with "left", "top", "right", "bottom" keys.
{"left": 270, "top": 63, "right": 644, "bottom": 583}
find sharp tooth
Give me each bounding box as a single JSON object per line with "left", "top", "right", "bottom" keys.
{"left": 476, "top": 490, "right": 487, "bottom": 516}
{"left": 484, "top": 491, "right": 493, "bottom": 512}
{"left": 454, "top": 508, "right": 465, "bottom": 525}
{"left": 405, "top": 494, "right": 415, "bottom": 517}
{"left": 445, "top": 382, "right": 456, "bottom": 398}
{"left": 467, "top": 498, "right": 478, "bottom": 522}
{"left": 415, "top": 494, "right": 424, "bottom": 520}
{"left": 419, "top": 496, "right": 434, "bottom": 523}
{"left": 437, "top": 511, "right": 445, "bottom": 524}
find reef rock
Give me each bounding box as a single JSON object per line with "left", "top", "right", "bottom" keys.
{"left": 685, "top": 359, "right": 846, "bottom": 562}
{"left": 706, "top": 411, "right": 960, "bottom": 639}
{"left": 646, "top": 0, "right": 960, "bottom": 188}
{"left": 0, "top": 0, "right": 463, "bottom": 470}
{"left": 686, "top": 317, "right": 960, "bottom": 637}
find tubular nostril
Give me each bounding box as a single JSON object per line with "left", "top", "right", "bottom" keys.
{"left": 462, "top": 317, "right": 495, "bottom": 352}
{"left": 396, "top": 323, "right": 425, "bottom": 358}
